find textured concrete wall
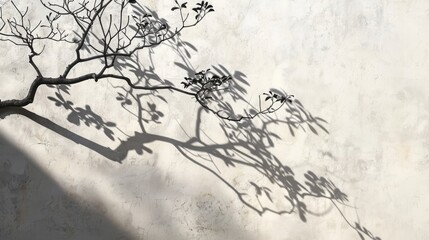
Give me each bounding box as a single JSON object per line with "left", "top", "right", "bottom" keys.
{"left": 1, "top": 0, "right": 428, "bottom": 239}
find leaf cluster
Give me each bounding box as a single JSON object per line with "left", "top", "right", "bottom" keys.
{"left": 181, "top": 68, "right": 231, "bottom": 90}
{"left": 263, "top": 90, "right": 294, "bottom": 104}
{"left": 304, "top": 170, "right": 348, "bottom": 202}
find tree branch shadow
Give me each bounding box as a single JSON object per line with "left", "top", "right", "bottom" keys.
{"left": 0, "top": 2, "right": 380, "bottom": 240}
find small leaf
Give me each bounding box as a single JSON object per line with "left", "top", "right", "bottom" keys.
{"left": 299, "top": 210, "right": 306, "bottom": 222}
{"left": 47, "top": 96, "right": 62, "bottom": 107}
{"left": 308, "top": 124, "right": 318, "bottom": 135}
{"left": 104, "top": 127, "right": 115, "bottom": 140}
{"left": 157, "top": 95, "right": 167, "bottom": 103}
{"left": 288, "top": 124, "right": 295, "bottom": 136}
{"left": 171, "top": 6, "right": 179, "bottom": 11}
{"left": 147, "top": 102, "right": 156, "bottom": 111}
{"left": 355, "top": 223, "right": 363, "bottom": 231}
{"left": 151, "top": 114, "right": 159, "bottom": 121}
{"left": 185, "top": 49, "right": 191, "bottom": 58}
{"left": 55, "top": 92, "right": 64, "bottom": 102}
{"left": 105, "top": 121, "right": 116, "bottom": 127}
{"left": 67, "top": 112, "right": 80, "bottom": 126}
{"left": 264, "top": 190, "right": 273, "bottom": 202}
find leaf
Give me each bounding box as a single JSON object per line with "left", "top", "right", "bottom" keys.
{"left": 181, "top": 82, "right": 189, "bottom": 88}
{"left": 264, "top": 189, "right": 273, "bottom": 202}
{"left": 147, "top": 102, "right": 156, "bottom": 111}
{"left": 47, "top": 96, "right": 62, "bottom": 107}
{"left": 250, "top": 182, "right": 262, "bottom": 195}
{"left": 308, "top": 124, "right": 318, "bottom": 135}
{"left": 181, "top": 2, "right": 187, "bottom": 8}
{"left": 67, "top": 112, "right": 80, "bottom": 126}
{"left": 183, "top": 41, "right": 198, "bottom": 51}
{"left": 105, "top": 121, "right": 116, "bottom": 127}
{"left": 55, "top": 92, "right": 64, "bottom": 102}
{"left": 298, "top": 202, "right": 307, "bottom": 222}
{"left": 157, "top": 95, "right": 167, "bottom": 103}
{"left": 307, "top": 171, "right": 318, "bottom": 180}
{"left": 299, "top": 210, "right": 307, "bottom": 222}
{"left": 184, "top": 48, "right": 191, "bottom": 58}
{"left": 267, "top": 136, "right": 274, "bottom": 147}
{"left": 355, "top": 223, "right": 363, "bottom": 231}
{"left": 104, "top": 127, "right": 115, "bottom": 140}
{"left": 171, "top": 6, "right": 179, "bottom": 11}
{"left": 363, "top": 227, "right": 374, "bottom": 238}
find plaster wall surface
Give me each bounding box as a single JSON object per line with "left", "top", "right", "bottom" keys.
{"left": 1, "top": 0, "right": 428, "bottom": 239}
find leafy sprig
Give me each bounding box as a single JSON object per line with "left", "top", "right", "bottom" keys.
{"left": 263, "top": 91, "right": 294, "bottom": 104}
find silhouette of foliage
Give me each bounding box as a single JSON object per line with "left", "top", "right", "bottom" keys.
{"left": 0, "top": 0, "right": 290, "bottom": 122}
{"left": 47, "top": 84, "right": 117, "bottom": 140}
{"left": 0, "top": 1, "right": 380, "bottom": 239}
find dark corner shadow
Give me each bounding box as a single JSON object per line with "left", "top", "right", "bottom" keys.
{"left": 0, "top": 2, "right": 380, "bottom": 240}
{"left": 0, "top": 133, "right": 133, "bottom": 240}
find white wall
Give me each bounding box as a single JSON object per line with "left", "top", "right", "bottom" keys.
{"left": 1, "top": 0, "right": 428, "bottom": 239}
